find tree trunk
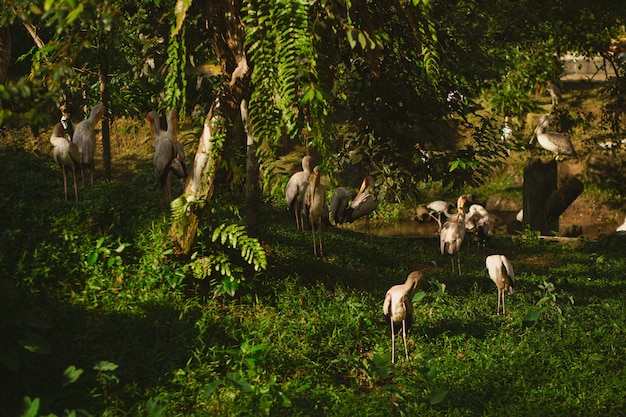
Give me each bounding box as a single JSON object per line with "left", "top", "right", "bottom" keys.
{"left": 242, "top": 99, "right": 260, "bottom": 237}
{"left": 98, "top": 33, "right": 112, "bottom": 180}
{"left": 523, "top": 158, "right": 558, "bottom": 235}
{"left": 170, "top": 0, "right": 250, "bottom": 255}
{"left": 0, "top": 26, "right": 10, "bottom": 85}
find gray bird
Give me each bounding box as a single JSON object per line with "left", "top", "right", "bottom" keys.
{"left": 344, "top": 176, "right": 378, "bottom": 242}
{"left": 147, "top": 110, "right": 178, "bottom": 204}
{"left": 383, "top": 271, "right": 424, "bottom": 363}
{"left": 306, "top": 166, "right": 326, "bottom": 257}
{"left": 285, "top": 155, "right": 312, "bottom": 231}
{"left": 50, "top": 122, "right": 80, "bottom": 202}
{"left": 486, "top": 255, "right": 515, "bottom": 315}
{"left": 329, "top": 186, "right": 357, "bottom": 226}
{"left": 440, "top": 196, "right": 467, "bottom": 275}
{"left": 530, "top": 114, "right": 578, "bottom": 160}
{"left": 546, "top": 80, "right": 562, "bottom": 107}
{"left": 72, "top": 102, "right": 106, "bottom": 186}
{"left": 166, "top": 110, "right": 187, "bottom": 179}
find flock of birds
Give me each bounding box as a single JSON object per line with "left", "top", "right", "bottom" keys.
{"left": 49, "top": 103, "right": 106, "bottom": 201}
{"left": 284, "top": 155, "right": 378, "bottom": 258}
{"left": 284, "top": 157, "right": 516, "bottom": 363}
{"left": 49, "top": 104, "right": 187, "bottom": 203}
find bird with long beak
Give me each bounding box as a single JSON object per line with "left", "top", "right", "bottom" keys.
{"left": 486, "top": 255, "right": 515, "bottom": 315}
{"left": 383, "top": 271, "right": 424, "bottom": 363}
{"left": 439, "top": 195, "right": 467, "bottom": 274}
{"left": 529, "top": 114, "right": 578, "bottom": 161}
{"left": 344, "top": 176, "right": 378, "bottom": 242}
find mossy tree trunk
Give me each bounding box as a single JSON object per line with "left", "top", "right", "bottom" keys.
{"left": 170, "top": 0, "right": 250, "bottom": 255}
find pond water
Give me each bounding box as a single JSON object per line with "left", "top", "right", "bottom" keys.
{"left": 363, "top": 210, "right": 618, "bottom": 239}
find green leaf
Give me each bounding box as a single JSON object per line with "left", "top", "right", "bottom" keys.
{"left": 226, "top": 371, "right": 253, "bottom": 393}
{"left": 203, "top": 380, "right": 222, "bottom": 398}
{"left": 20, "top": 396, "right": 39, "bottom": 417}
{"left": 145, "top": 397, "right": 168, "bottom": 417}
{"left": 93, "top": 360, "right": 118, "bottom": 371}
{"left": 358, "top": 32, "right": 367, "bottom": 49}
{"left": 412, "top": 291, "right": 427, "bottom": 303}
{"left": 347, "top": 30, "right": 356, "bottom": 49}
{"left": 62, "top": 365, "right": 83, "bottom": 386}
{"left": 87, "top": 251, "right": 99, "bottom": 265}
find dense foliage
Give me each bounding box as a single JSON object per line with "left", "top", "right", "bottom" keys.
{"left": 1, "top": 1, "right": 626, "bottom": 415}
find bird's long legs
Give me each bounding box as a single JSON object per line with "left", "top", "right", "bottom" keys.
{"left": 402, "top": 319, "right": 408, "bottom": 361}
{"left": 71, "top": 165, "right": 78, "bottom": 202}
{"left": 61, "top": 165, "right": 69, "bottom": 201}
{"left": 390, "top": 321, "right": 395, "bottom": 364}
{"left": 428, "top": 212, "right": 443, "bottom": 233}
{"left": 390, "top": 319, "right": 410, "bottom": 364}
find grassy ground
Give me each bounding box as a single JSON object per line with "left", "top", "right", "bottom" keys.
{"left": 2, "top": 82, "right": 626, "bottom": 416}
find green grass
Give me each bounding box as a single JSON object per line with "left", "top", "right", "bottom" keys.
{"left": 2, "top": 127, "right": 626, "bottom": 417}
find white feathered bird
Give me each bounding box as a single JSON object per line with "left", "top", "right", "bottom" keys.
{"left": 486, "top": 255, "right": 515, "bottom": 315}
{"left": 285, "top": 156, "right": 313, "bottom": 231}
{"left": 382, "top": 271, "right": 424, "bottom": 363}
{"left": 440, "top": 196, "right": 467, "bottom": 275}
{"left": 530, "top": 114, "right": 578, "bottom": 160}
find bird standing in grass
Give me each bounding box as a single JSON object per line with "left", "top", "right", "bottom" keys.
{"left": 147, "top": 110, "right": 178, "bottom": 204}
{"left": 50, "top": 122, "right": 80, "bottom": 202}
{"left": 530, "top": 114, "right": 578, "bottom": 161}
{"left": 486, "top": 254, "right": 515, "bottom": 315}
{"left": 344, "top": 176, "right": 378, "bottom": 242}
{"left": 306, "top": 166, "right": 326, "bottom": 257}
{"left": 465, "top": 204, "right": 490, "bottom": 253}
{"left": 440, "top": 196, "right": 467, "bottom": 274}
{"left": 166, "top": 110, "right": 187, "bottom": 180}
{"left": 329, "top": 186, "right": 357, "bottom": 226}
{"left": 72, "top": 102, "right": 106, "bottom": 186}
{"left": 383, "top": 271, "right": 424, "bottom": 363}
{"left": 546, "top": 80, "right": 562, "bottom": 107}
{"left": 285, "top": 155, "right": 312, "bottom": 231}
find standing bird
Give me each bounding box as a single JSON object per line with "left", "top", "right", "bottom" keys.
{"left": 617, "top": 215, "right": 626, "bottom": 232}
{"left": 485, "top": 255, "right": 515, "bottom": 315}
{"left": 383, "top": 271, "right": 424, "bottom": 363}
{"left": 465, "top": 204, "right": 490, "bottom": 253}
{"left": 50, "top": 122, "right": 80, "bottom": 202}
{"left": 306, "top": 166, "right": 326, "bottom": 257}
{"left": 147, "top": 110, "right": 180, "bottom": 204}
{"left": 166, "top": 110, "right": 187, "bottom": 180}
{"left": 546, "top": 80, "right": 562, "bottom": 107}
{"left": 72, "top": 102, "right": 106, "bottom": 187}
{"left": 344, "top": 176, "right": 378, "bottom": 242}
{"left": 440, "top": 196, "right": 467, "bottom": 275}
{"left": 530, "top": 114, "right": 578, "bottom": 161}
{"left": 426, "top": 200, "right": 456, "bottom": 232}
{"left": 285, "top": 155, "right": 313, "bottom": 231}
{"left": 329, "top": 186, "right": 357, "bottom": 226}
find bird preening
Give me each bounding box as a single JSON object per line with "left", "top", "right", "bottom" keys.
{"left": 529, "top": 114, "right": 578, "bottom": 161}
{"left": 427, "top": 200, "right": 456, "bottom": 233}
{"left": 306, "top": 166, "right": 326, "bottom": 257}
{"left": 383, "top": 271, "right": 424, "bottom": 363}
{"left": 329, "top": 186, "right": 357, "bottom": 226}
{"left": 285, "top": 155, "right": 313, "bottom": 231}
{"left": 72, "top": 102, "right": 106, "bottom": 187}
{"left": 486, "top": 254, "right": 515, "bottom": 315}
{"left": 440, "top": 195, "right": 467, "bottom": 275}
{"left": 148, "top": 109, "right": 187, "bottom": 205}
{"left": 343, "top": 176, "right": 378, "bottom": 242}
{"left": 50, "top": 121, "right": 80, "bottom": 202}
